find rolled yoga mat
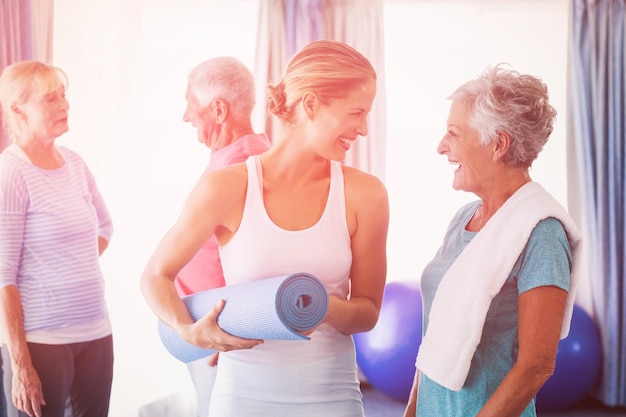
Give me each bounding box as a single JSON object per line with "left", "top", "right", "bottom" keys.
{"left": 158, "top": 272, "right": 329, "bottom": 363}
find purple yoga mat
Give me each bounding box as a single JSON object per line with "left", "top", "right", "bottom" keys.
{"left": 158, "top": 273, "right": 329, "bottom": 363}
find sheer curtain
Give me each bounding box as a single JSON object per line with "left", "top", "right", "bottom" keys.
{"left": 0, "top": 0, "right": 33, "bottom": 151}
{"left": 569, "top": 0, "right": 626, "bottom": 407}
{"left": 30, "top": 0, "right": 54, "bottom": 64}
{"left": 0, "top": 0, "right": 54, "bottom": 150}
{"left": 255, "top": 0, "right": 387, "bottom": 180}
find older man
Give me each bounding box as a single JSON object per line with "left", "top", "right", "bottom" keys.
{"left": 175, "top": 57, "right": 270, "bottom": 417}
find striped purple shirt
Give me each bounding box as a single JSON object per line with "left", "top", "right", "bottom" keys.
{"left": 0, "top": 145, "right": 113, "bottom": 342}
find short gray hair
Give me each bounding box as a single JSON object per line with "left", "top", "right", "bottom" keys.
{"left": 187, "top": 56, "right": 255, "bottom": 119}
{"left": 448, "top": 64, "right": 557, "bottom": 168}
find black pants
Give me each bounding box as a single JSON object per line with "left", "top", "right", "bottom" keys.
{"left": 0, "top": 355, "right": 6, "bottom": 417}
{"left": 2, "top": 335, "right": 113, "bottom": 417}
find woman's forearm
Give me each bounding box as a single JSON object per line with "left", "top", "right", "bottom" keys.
{"left": 323, "top": 295, "right": 380, "bottom": 335}
{"left": 478, "top": 286, "right": 565, "bottom": 417}
{"left": 477, "top": 359, "right": 553, "bottom": 417}
{"left": 0, "top": 285, "right": 33, "bottom": 368}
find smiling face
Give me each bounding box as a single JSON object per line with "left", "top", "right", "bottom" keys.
{"left": 308, "top": 78, "right": 376, "bottom": 161}
{"left": 437, "top": 100, "right": 495, "bottom": 194}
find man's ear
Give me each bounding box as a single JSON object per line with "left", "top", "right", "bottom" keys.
{"left": 10, "top": 102, "right": 23, "bottom": 116}
{"left": 212, "top": 99, "right": 228, "bottom": 124}
{"left": 492, "top": 131, "right": 511, "bottom": 161}
{"left": 301, "top": 92, "right": 319, "bottom": 120}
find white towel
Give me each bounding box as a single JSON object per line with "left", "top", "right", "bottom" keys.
{"left": 415, "top": 181, "right": 582, "bottom": 391}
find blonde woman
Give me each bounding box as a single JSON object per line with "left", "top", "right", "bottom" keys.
{"left": 141, "top": 40, "right": 389, "bottom": 417}
{"left": 0, "top": 61, "right": 113, "bottom": 417}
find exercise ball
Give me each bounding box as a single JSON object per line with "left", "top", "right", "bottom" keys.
{"left": 536, "top": 304, "right": 602, "bottom": 412}
{"left": 354, "top": 281, "right": 423, "bottom": 402}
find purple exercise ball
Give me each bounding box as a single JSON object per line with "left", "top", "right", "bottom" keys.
{"left": 536, "top": 304, "right": 602, "bottom": 412}
{"left": 354, "top": 281, "right": 423, "bottom": 402}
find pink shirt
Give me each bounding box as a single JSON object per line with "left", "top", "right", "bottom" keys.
{"left": 174, "top": 133, "right": 271, "bottom": 296}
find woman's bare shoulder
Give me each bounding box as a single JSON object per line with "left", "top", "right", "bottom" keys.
{"left": 341, "top": 164, "right": 387, "bottom": 195}
{"left": 187, "top": 162, "right": 250, "bottom": 209}
{"left": 341, "top": 164, "right": 389, "bottom": 224}
{"left": 201, "top": 161, "right": 248, "bottom": 186}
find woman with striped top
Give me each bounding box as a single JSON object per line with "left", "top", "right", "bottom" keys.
{"left": 0, "top": 61, "right": 113, "bottom": 417}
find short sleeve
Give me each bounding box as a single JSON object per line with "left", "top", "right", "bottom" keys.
{"left": 515, "top": 217, "right": 572, "bottom": 294}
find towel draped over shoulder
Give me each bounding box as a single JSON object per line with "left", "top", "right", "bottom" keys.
{"left": 415, "top": 181, "right": 582, "bottom": 391}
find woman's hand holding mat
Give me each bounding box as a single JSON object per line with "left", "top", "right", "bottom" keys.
{"left": 158, "top": 273, "right": 329, "bottom": 363}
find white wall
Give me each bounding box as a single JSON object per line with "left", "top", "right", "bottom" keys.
{"left": 383, "top": 0, "right": 569, "bottom": 281}
{"left": 53, "top": 1, "right": 259, "bottom": 415}
{"left": 51, "top": 0, "right": 569, "bottom": 415}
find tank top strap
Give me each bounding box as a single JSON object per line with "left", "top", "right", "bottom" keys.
{"left": 327, "top": 161, "right": 347, "bottom": 227}
{"left": 245, "top": 155, "right": 263, "bottom": 201}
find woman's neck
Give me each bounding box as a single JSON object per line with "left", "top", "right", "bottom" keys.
{"left": 468, "top": 170, "right": 532, "bottom": 232}
{"left": 15, "top": 139, "right": 65, "bottom": 169}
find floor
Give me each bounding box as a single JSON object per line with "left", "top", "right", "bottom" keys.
{"left": 361, "top": 385, "right": 626, "bottom": 417}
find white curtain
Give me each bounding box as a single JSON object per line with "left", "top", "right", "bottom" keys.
{"left": 255, "top": 0, "right": 387, "bottom": 180}
{"left": 30, "top": 0, "right": 54, "bottom": 64}
{"left": 254, "top": 0, "right": 287, "bottom": 143}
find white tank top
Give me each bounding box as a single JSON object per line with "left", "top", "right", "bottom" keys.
{"left": 212, "top": 156, "right": 364, "bottom": 417}
{"left": 219, "top": 155, "right": 352, "bottom": 298}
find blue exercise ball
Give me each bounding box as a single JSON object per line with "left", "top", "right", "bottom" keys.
{"left": 354, "top": 281, "right": 423, "bottom": 402}
{"left": 536, "top": 304, "right": 602, "bottom": 412}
